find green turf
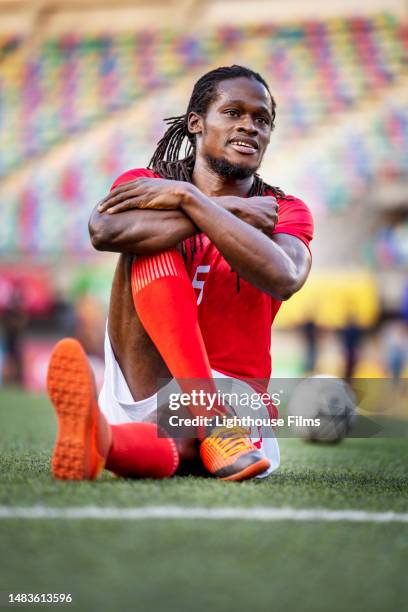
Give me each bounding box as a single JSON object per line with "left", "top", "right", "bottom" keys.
{"left": 0, "top": 389, "right": 407, "bottom": 612}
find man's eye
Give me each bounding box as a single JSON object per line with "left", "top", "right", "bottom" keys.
{"left": 256, "top": 117, "right": 269, "bottom": 125}
{"left": 225, "top": 109, "right": 239, "bottom": 117}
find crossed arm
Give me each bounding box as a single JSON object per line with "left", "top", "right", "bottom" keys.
{"left": 89, "top": 178, "right": 311, "bottom": 300}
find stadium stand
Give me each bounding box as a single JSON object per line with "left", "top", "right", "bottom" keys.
{"left": 369, "top": 219, "right": 408, "bottom": 268}
{"left": 1, "top": 16, "right": 407, "bottom": 173}
{"left": 0, "top": 14, "right": 407, "bottom": 257}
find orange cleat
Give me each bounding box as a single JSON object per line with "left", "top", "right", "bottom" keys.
{"left": 46, "top": 338, "right": 112, "bottom": 480}
{"left": 200, "top": 426, "right": 270, "bottom": 481}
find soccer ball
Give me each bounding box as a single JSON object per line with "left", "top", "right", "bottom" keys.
{"left": 287, "top": 375, "right": 357, "bottom": 443}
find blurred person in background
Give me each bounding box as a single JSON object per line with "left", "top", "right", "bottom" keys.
{"left": 1, "top": 285, "right": 27, "bottom": 386}
{"left": 300, "top": 317, "right": 319, "bottom": 375}
{"left": 52, "top": 290, "right": 76, "bottom": 338}
{"left": 381, "top": 319, "right": 408, "bottom": 383}
{"left": 339, "top": 314, "right": 364, "bottom": 381}
{"left": 401, "top": 277, "right": 408, "bottom": 325}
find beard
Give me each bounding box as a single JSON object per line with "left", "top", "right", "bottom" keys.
{"left": 205, "top": 153, "right": 258, "bottom": 180}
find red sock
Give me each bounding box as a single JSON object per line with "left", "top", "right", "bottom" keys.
{"left": 131, "top": 250, "right": 227, "bottom": 430}
{"left": 105, "top": 422, "right": 179, "bottom": 478}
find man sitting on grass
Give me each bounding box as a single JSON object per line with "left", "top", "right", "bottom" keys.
{"left": 47, "top": 65, "right": 313, "bottom": 482}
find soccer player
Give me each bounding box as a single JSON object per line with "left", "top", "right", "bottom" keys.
{"left": 47, "top": 65, "right": 313, "bottom": 482}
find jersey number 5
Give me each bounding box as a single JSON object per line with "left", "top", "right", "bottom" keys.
{"left": 192, "top": 265, "right": 210, "bottom": 305}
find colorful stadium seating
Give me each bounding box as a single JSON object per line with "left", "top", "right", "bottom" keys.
{"left": 367, "top": 219, "right": 408, "bottom": 268}
{"left": 0, "top": 14, "right": 407, "bottom": 254}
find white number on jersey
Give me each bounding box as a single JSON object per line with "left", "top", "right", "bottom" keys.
{"left": 192, "top": 265, "right": 211, "bottom": 305}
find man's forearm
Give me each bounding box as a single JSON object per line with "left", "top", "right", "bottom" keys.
{"left": 181, "top": 184, "right": 305, "bottom": 299}
{"left": 89, "top": 196, "right": 248, "bottom": 255}
{"left": 89, "top": 206, "right": 198, "bottom": 254}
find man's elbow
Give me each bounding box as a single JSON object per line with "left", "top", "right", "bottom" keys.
{"left": 273, "top": 274, "right": 303, "bottom": 301}
{"left": 277, "top": 287, "right": 296, "bottom": 301}
{"left": 88, "top": 212, "right": 111, "bottom": 251}
{"left": 90, "top": 233, "right": 106, "bottom": 251}
{"left": 89, "top": 227, "right": 106, "bottom": 251}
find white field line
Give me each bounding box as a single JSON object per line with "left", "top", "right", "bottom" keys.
{"left": 0, "top": 506, "right": 408, "bottom": 523}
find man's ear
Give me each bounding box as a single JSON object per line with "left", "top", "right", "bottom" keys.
{"left": 187, "top": 111, "right": 203, "bottom": 135}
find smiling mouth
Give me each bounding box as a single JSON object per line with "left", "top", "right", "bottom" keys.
{"left": 228, "top": 139, "right": 258, "bottom": 155}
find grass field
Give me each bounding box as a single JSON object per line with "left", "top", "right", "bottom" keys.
{"left": 1, "top": 388, "right": 407, "bottom": 612}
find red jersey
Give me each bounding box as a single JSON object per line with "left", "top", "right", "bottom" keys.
{"left": 111, "top": 168, "right": 314, "bottom": 385}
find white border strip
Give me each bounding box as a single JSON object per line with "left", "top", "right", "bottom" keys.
{"left": 0, "top": 506, "right": 407, "bottom": 523}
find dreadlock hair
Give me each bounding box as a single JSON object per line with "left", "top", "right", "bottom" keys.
{"left": 148, "top": 65, "right": 286, "bottom": 291}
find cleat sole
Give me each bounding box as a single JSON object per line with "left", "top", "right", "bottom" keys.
{"left": 47, "top": 338, "right": 104, "bottom": 480}
{"left": 219, "top": 458, "right": 271, "bottom": 482}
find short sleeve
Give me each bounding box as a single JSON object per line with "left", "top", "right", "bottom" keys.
{"left": 110, "top": 168, "right": 158, "bottom": 191}
{"left": 272, "top": 195, "right": 314, "bottom": 253}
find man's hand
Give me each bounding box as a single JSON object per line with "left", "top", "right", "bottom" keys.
{"left": 97, "top": 177, "right": 188, "bottom": 214}
{"left": 232, "top": 196, "right": 278, "bottom": 238}
{"left": 180, "top": 186, "right": 310, "bottom": 300}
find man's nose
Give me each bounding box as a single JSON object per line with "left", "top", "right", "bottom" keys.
{"left": 237, "top": 116, "right": 258, "bottom": 134}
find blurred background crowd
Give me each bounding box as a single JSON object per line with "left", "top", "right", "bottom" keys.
{"left": 0, "top": 0, "right": 407, "bottom": 394}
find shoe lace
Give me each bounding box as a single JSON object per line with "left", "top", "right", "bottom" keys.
{"left": 209, "top": 426, "right": 254, "bottom": 459}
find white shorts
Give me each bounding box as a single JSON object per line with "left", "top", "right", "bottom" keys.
{"left": 98, "top": 329, "right": 280, "bottom": 477}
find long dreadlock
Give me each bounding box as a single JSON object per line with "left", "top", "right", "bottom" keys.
{"left": 148, "top": 65, "right": 286, "bottom": 292}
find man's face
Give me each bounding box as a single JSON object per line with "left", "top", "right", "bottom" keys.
{"left": 189, "top": 76, "right": 273, "bottom": 179}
